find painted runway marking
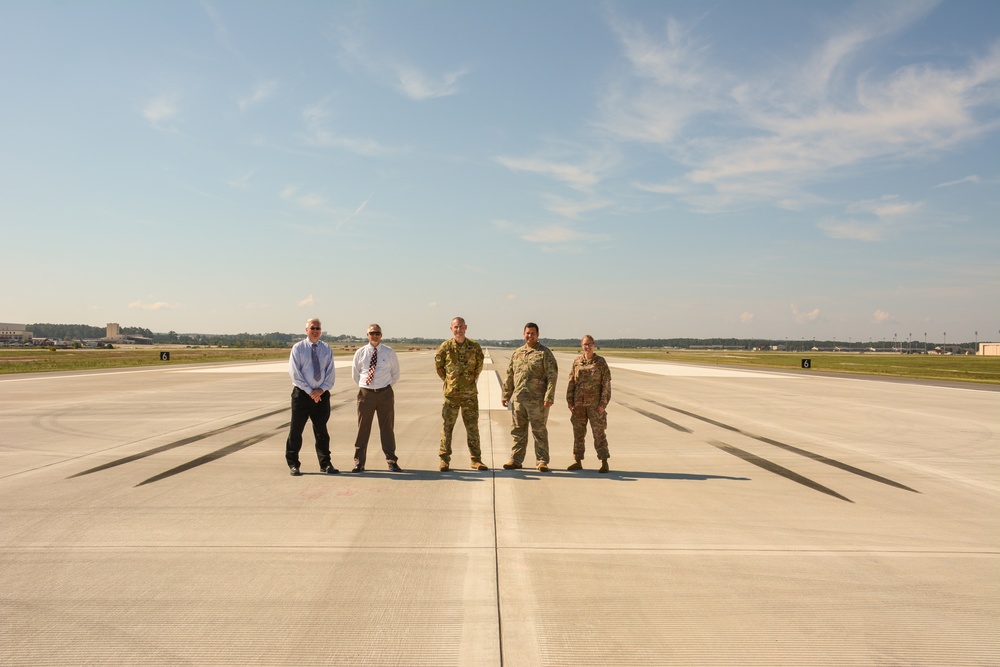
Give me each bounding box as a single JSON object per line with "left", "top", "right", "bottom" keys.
{"left": 175, "top": 360, "right": 353, "bottom": 373}
{"left": 607, "top": 362, "right": 791, "bottom": 379}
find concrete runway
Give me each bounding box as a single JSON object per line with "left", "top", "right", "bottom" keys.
{"left": 1, "top": 350, "right": 997, "bottom": 666}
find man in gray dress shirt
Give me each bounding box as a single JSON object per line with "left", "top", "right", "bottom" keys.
{"left": 285, "top": 317, "right": 338, "bottom": 476}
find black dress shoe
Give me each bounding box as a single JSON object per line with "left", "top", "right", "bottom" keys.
{"left": 387, "top": 461, "right": 403, "bottom": 473}
{"left": 289, "top": 466, "right": 301, "bottom": 476}
{"left": 351, "top": 465, "right": 365, "bottom": 473}
{"left": 322, "top": 465, "right": 340, "bottom": 475}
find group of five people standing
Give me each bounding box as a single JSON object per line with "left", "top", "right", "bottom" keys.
{"left": 284, "top": 317, "right": 611, "bottom": 476}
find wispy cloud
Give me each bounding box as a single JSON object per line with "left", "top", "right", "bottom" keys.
{"left": 932, "top": 175, "right": 982, "bottom": 189}
{"left": 396, "top": 65, "right": 469, "bottom": 100}
{"left": 872, "top": 309, "right": 892, "bottom": 324}
{"left": 302, "top": 100, "right": 397, "bottom": 156}
{"left": 297, "top": 294, "right": 316, "bottom": 307}
{"left": 142, "top": 95, "right": 179, "bottom": 131}
{"left": 495, "top": 146, "right": 619, "bottom": 192}
{"left": 330, "top": 13, "right": 468, "bottom": 101}
{"left": 598, "top": 5, "right": 1000, "bottom": 212}
{"left": 238, "top": 80, "right": 278, "bottom": 110}
{"left": 129, "top": 299, "right": 179, "bottom": 311}
{"left": 791, "top": 304, "right": 821, "bottom": 324}
{"left": 494, "top": 218, "right": 610, "bottom": 251}
{"left": 817, "top": 195, "right": 923, "bottom": 241}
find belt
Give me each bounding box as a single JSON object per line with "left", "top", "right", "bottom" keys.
{"left": 361, "top": 385, "right": 392, "bottom": 392}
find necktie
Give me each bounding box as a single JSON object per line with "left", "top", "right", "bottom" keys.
{"left": 365, "top": 347, "right": 378, "bottom": 385}
{"left": 311, "top": 343, "right": 321, "bottom": 382}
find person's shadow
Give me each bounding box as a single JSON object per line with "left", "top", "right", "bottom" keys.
{"left": 369, "top": 469, "right": 750, "bottom": 483}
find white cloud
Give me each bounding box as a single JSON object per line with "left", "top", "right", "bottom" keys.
{"left": 932, "top": 175, "right": 982, "bottom": 189}
{"left": 596, "top": 6, "right": 1000, "bottom": 212}
{"left": 543, "top": 195, "right": 614, "bottom": 219}
{"left": 791, "top": 304, "right": 820, "bottom": 324}
{"left": 396, "top": 65, "right": 469, "bottom": 100}
{"left": 740, "top": 311, "right": 755, "bottom": 324}
{"left": 817, "top": 195, "right": 923, "bottom": 241}
{"left": 142, "top": 95, "right": 179, "bottom": 130}
{"left": 128, "top": 299, "right": 179, "bottom": 311}
{"left": 297, "top": 294, "right": 316, "bottom": 307}
{"left": 872, "top": 309, "right": 892, "bottom": 324}
{"left": 495, "top": 155, "right": 608, "bottom": 191}
{"left": 227, "top": 170, "right": 256, "bottom": 190}
{"left": 302, "top": 100, "right": 397, "bottom": 156}
{"left": 238, "top": 80, "right": 277, "bottom": 110}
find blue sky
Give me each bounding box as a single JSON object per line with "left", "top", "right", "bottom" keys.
{"left": 2, "top": 1, "right": 998, "bottom": 343}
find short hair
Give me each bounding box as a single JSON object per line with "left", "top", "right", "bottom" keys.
{"left": 452, "top": 317, "right": 466, "bottom": 326}
{"left": 306, "top": 317, "right": 321, "bottom": 327}
{"left": 524, "top": 322, "right": 539, "bottom": 333}
{"left": 367, "top": 323, "right": 382, "bottom": 332}
{"left": 581, "top": 334, "right": 595, "bottom": 344}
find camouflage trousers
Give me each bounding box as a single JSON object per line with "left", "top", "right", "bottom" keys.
{"left": 510, "top": 400, "right": 550, "bottom": 465}
{"left": 439, "top": 397, "right": 482, "bottom": 463}
{"left": 570, "top": 406, "right": 610, "bottom": 461}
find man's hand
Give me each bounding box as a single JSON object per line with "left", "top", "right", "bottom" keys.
{"left": 543, "top": 400, "right": 554, "bottom": 408}
{"left": 309, "top": 389, "right": 324, "bottom": 402}
{"left": 501, "top": 398, "right": 508, "bottom": 407}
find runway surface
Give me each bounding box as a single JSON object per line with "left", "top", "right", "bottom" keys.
{"left": 1, "top": 349, "right": 997, "bottom": 665}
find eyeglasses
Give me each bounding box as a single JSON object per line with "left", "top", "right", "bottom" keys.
{"left": 308, "top": 327, "right": 322, "bottom": 331}
{"left": 368, "top": 332, "right": 382, "bottom": 336}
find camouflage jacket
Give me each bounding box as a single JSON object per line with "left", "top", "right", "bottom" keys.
{"left": 566, "top": 354, "right": 611, "bottom": 409}
{"left": 435, "top": 338, "right": 484, "bottom": 399}
{"left": 502, "top": 343, "right": 557, "bottom": 404}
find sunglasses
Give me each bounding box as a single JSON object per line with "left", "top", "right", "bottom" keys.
{"left": 368, "top": 332, "right": 382, "bottom": 336}
{"left": 308, "top": 327, "right": 322, "bottom": 330}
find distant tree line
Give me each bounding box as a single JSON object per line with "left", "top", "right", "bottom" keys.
{"left": 26, "top": 324, "right": 973, "bottom": 351}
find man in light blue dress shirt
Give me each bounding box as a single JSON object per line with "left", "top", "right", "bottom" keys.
{"left": 350, "top": 323, "right": 402, "bottom": 473}
{"left": 286, "top": 318, "right": 338, "bottom": 476}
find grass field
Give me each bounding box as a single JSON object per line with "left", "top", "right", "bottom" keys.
{"left": 3, "top": 346, "right": 999, "bottom": 386}
{"left": 585, "top": 349, "right": 1000, "bottom": 385}
{"left": 0, "top": 347, "right": 295, "bottom": 375}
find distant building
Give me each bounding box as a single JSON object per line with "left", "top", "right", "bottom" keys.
{"left": 0, "top": 323, "right": 33, "bottom": 344}
{"left": 979, "top": 342, "right": 1000, "bottom": 356}
{"left": 102, "top": 322, "right": 152, "bottom": 345}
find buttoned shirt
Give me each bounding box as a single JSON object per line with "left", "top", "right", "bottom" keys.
{"left": 352, "top": 343, "right": 400, "bottom": 389}
{"left": 289, "top": 338, "right": 336, "bottom": 393}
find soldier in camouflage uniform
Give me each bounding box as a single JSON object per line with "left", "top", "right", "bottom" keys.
{"left": 501, "top": 322, "right": 558, "bottom": 472}
{"left": 435, "top": 317, "right": 487, "bottom": 471}
{"left": 566, "top": 335, "right": 611, "bottom": 473}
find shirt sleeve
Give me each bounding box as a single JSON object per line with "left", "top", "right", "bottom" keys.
{"left": 351, "top": 348, "right": 363, "bottom": 386}
{"left": 544, "top": 348, "right": 558, "bottom": 403}
{"left": 319, "top": 345, "right": 336, "bottom": 392}
{"left": 388, "top": 347, "right": 401, "bottom": 385}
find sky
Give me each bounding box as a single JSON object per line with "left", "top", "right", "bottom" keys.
{"left": 2, "top": 1, "right": 999, "bottom": 343}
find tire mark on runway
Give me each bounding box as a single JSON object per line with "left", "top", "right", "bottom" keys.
{"left": 706, "top": 439, "right": 853, "bottom": 503}
{"left": 620, "top": 390, "right": 918, "bottom": 493}
{"left": 135, "top": 432, "right": 275, "bottom": 486}
{"left": 619, "top": 401, "right": 692, "bottom": 432}
{"left": 68, "top": 406, "right": 290, "bottom": 478}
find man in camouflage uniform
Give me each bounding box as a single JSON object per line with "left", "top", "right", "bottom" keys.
{"left": 566, "top": 334, "right": 611, "bottom": 473}
{"left": 435, "top": 317, "right": 488, "bottom": 471}
{"left": 501, "top": 322, "right": 558, "bottom": 472}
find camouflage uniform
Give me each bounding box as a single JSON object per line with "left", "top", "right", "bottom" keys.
{"left": 502, "top": 343, "right": 558, "bottom": 465}
{"left": 435, "top": 338, "right": 485, "bottom": 464}
{"left": 566, "top": 353, "right": 611, "bottom": 461}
